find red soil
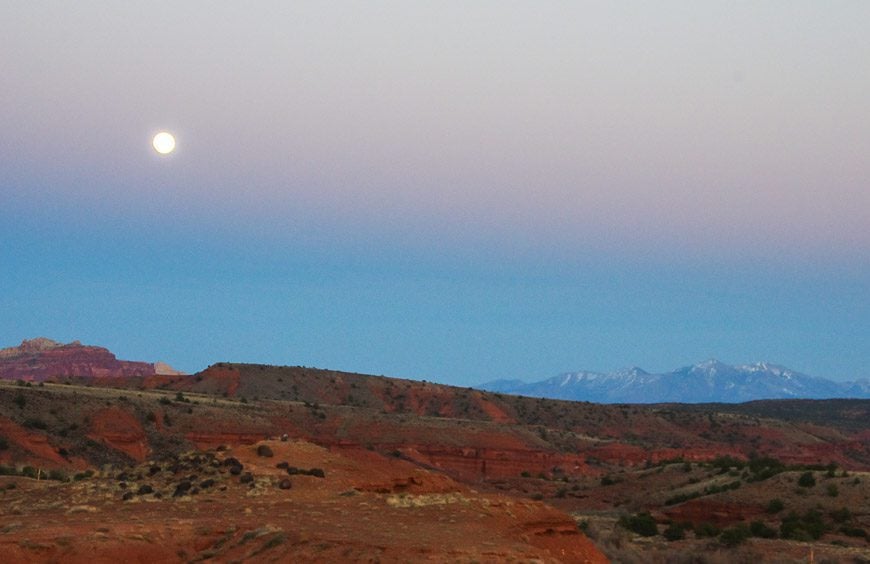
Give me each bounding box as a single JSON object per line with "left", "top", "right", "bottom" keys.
{"left": 0, "top": 416, "right": 78, "bottom": 468}
{"left": 0, "top": 439, "right": 609, "bottom": 563}
{"left": 86, "top": 407, "right": 149, "bottom": 462}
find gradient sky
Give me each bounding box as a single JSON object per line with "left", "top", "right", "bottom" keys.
{"left": 2, "top": 2, "right": 868, "bottom": 385}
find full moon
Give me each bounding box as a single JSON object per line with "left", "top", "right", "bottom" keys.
{"left": 152, "top": 131, "right": 176, "bottom": 155}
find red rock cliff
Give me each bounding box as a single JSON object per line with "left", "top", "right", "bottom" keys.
{"left": 0, "top": 338, "right": 180, "bottom": 381}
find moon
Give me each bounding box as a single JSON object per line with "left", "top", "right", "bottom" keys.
{"left": 152, "top": 131, "right": 176, "bottom": 155}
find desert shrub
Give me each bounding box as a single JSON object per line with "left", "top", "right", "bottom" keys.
{"left": 73, "top": 469, "right": 94, "bottom": 481}
{"left": 780, "top": 509, "right": 826, "bottom": 541}
{"left": 0, "top": 465, "right": 16, "bottom": 476}
{"left": 663, "top": 523, "right": 686, "bottom": 541}
{"left": 13, "top": 393, "right": 26, "bottom": 409}
{"left": 158, "top": 396, "right": 172, "bottom": 405}
{"left": 48, "top": 469, "right": 68, "bottom": 482}
{"left": 766, "top": 498, "right": 784, "bottom": 513}
{"left": 797, "top": 471, "right": 816, "bottom": 488}
{"left": 520, "top": 471, "right": 531, "bottom": 478}
{"left": 830, "top": 507, "right": 851, "bottom": 523}
{"left": 146, "top": 412, "right": 157, "bottom": 423}
{"left": 20, "top": 466, "right": 38, "bottom": 479}
{"left": 24, "top": 418, "right": 48, "bottom": 430}
{"left": 0, "top": 437, "right": 8, "bottom": 450}
{"left": 826, "top": 484, "right": 838, "bottom": 497}
{"left": 173, "top": 481, "right": 193, "bottom": 496}
{"left": 719, "top": 524, "right": 750, "bottom": 547}
{"left": 839, "top": 526, "right": 868, "bottom": 538}
{"left": 618, "top": 512, "right": 658, "bottom": 537}
{"left": 749, "top": 520, "right": 777, "bottom": 538}
{"left": 694, "top": 522, "right": 720, "bottom": 538}
{"left": 665, "top": 491, "right": 700, "bottom": 505}
{"left": 709, "top": 456, "right": 745, "bottom": 473}
{"left": 600, "top": 475, "right": 616, "bottom": 486}
{"left": 746, "top": 456, "right": 786, "bottom": 482}
{"left": 256, "top": 445, "right": 274, "bottom": 457}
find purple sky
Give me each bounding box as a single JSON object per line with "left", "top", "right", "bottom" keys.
{"left": 2, "top": 2, "right": 868, "bottom": 385}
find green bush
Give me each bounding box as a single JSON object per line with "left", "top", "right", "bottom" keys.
{"left": 73, "top": 469, "right": 94, "bottom": 481}
{"left": 749, "top": 520, "right": 777, "bottom": 538}
{"left": 797, "top": 471, "right": 816, "bottom": 488}
{"left": 663, "top": 523, "right": 686, "bottom": 541}
{"left": 746, "top": 456, "right": 787, "bottom": 482}
{"left": 839, "top": 526, "right": 868, "bottom": 538}
{"left": 766, "top": 498, "right": 784, "bottom": 513}
{"left": 694, "top": 522, "right": 721, "bottom": 538}
{"left": 0, "top": 436, "right": 9, "bottom": 450}
{"left": 618, "top": 512, "right": 658, "bottom": 537}
{"left": 23, "top": 418, "right": 47, "bottom": 430}
{"left": 780, "top": 509, "right": 826, "bottom": 540}
{"left": 720, "top": 524, "right": 750, "bottom": 547}
{"left": 830, "top": 507, "right": 851, "bottom": 523}
{"left": 826, "top": 484, "right": 838, "bottom": 497}
{"left": 709, "top": 455, "right": 745, "bottom": 473}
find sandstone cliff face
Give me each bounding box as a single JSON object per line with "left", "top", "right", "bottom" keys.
{"left": 0, "top": 338, "right": 181, "bottom": 381}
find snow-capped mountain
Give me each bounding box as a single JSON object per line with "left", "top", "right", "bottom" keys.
{"left": 478, "top": 360, "right": 870, "bottom": 403}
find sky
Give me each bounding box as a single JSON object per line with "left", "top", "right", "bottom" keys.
{"left": 1, "top": 1, "right": 868, "bottom": 385}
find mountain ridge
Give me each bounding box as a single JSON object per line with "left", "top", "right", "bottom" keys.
{"left": 479, "top": 359, "right": 870, "bottom": 403}
{"left": 0, "top": 337, "right": 184, "bottom": 380}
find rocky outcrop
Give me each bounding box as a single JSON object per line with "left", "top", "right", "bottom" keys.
{"left": 0, "top": 338, "right": 182, "bottom": 382}
{"left": 86, "top": 408, "right": 149, "bottom": 462}
{"left": 396, "top": 446, "right": 593, "bottom": 481}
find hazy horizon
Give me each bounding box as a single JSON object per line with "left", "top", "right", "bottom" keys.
{"left": 2, "top": 2, "right": 868, "bottom": 385}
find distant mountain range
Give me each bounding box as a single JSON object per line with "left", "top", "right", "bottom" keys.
{"left": 479, "top": 360, "right": 870, "bottom": 403}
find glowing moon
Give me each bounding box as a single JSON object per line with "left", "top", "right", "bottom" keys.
{"left": 152, "top": 131, "right": 176, "bottom": 155}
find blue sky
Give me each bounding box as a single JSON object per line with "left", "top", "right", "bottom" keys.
{"left": 1, "top": 2, "right": 868, "bottom": 384}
